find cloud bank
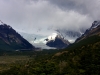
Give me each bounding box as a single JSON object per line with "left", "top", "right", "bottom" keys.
{"left": 0, "top": 0, "right": 100, "bottom": 37}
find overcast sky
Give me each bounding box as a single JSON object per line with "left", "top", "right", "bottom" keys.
{"left": 0, "top": 0, "right": 100, "bottom": 36}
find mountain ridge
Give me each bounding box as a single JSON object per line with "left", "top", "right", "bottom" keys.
{"left": 0, "top": 22, "right": 35, "bottom": 50}
{"left": 46, "top": 34, "right": 70, "bottom": 49}
{"left": 75, "top": 21, "right": 100, "bottom": 43}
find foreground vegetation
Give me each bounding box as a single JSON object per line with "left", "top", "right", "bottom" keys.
{"left": 0, "top": 35, "right": 100, "bottom": 75}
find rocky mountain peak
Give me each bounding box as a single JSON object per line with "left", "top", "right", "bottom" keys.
{"left": 0, "top": 22, "right": 35, "bottom": 50}
{"left": 90, "top": 21, "right": 100, "bottom": 30}
{"left": 46, "top": 34, "right": 70, "bottom": 49}
{"left": 76, "top": 21, "right": 100, "bottom": 43}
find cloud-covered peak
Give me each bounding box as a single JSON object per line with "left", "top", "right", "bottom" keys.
{"left": 0, "top": 0, "right": 99, "bottom": 37}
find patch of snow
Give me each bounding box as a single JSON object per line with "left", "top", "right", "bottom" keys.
{"left": 48, "top": 33, "right": 58, "bottom": 41}
{"left": 91, "top": 21, "right": 100, "bottom": 29}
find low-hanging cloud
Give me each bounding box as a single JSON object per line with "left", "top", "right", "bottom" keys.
{"left": 0, "top": 0, "right": 99, "bottom": 36}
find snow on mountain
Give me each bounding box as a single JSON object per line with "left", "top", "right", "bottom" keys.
{"left": 81, "top": 20, "right": 100, "bottom": 37}
{"left": 19, "top": 27, "right": 87, "bottom": 49}
{"left": 76, "top": 20, "right": 100, "bottom": 43}
{"left": 55, "top": 29, "right": 85, "bottom": 43}
{"left": 19, "top": 32, "right": 56, "bottom": 49}
{"left": 20, "top": 32, "right": 69, "bottom": 49}
{"left": 90, "top": 21, "right": 100, "bottom": 29}
{"left": 20, "top": 31, "right": 83, "bottom": 49}
{"left": 47, "top": 33, "right": 58, "bottom": 41}
{"left": 46, "top": 33, "right": 70, "bottom": 49}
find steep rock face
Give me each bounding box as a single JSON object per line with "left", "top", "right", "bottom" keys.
{"left": 76, "top": 21, "right": 100, "bottom": 43}
{"left": 0, "top": 23, "right": 35, "bottom": 50}
{"left": 46, "top": 35, "right": 70, "bottom": 49}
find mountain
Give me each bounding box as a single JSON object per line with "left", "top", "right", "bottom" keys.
{"left": 46, "top": 34, "right": 70, "bottom": 49}
{"left": 55, "top": 28, "right": 86, "bottom": 43}
{"left": 19, "top": 28, "right": 86, "bottom": 49}
{"left": 76, "top": 21, "right": 100, "bottom": 43}
{"left": 0, "top": 21, "right": 35, "bottom": 50}
{"left": 19, "top": 32, "right": 55, "bottom": 49}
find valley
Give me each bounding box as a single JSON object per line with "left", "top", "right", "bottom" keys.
{"left": 0, "top": 0, "right": 100, "bottom": 74}
{"left": 0, "top": 34, "right": 100, "bottom": 75}
{"left": 0, "top": 20, "right": 100, "bottom": 75}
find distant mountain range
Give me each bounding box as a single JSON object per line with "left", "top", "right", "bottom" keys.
{"left": 0, "top": 21, "right": 35, "bottom": 50}
{"left": 20, "top": 32, "right": 71, "bottom": 49}
{"left": 19, "top": 32, "right": 55, "bottom": 49}
{"left": 46, "top": 20, "right": 100, "bottom": 49}
{"left": 55, "top": 28, "right": 86, "bottom": 43}
{"left": 0, "top": 19, "right": 100, "bottom": 51}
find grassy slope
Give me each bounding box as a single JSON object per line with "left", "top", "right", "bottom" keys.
{"left": 0, "top": 56, "right": 32, "bottom": 71}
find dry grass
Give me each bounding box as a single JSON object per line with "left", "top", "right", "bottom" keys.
{"left": 54, "top": 51, "right": 68, "bottom": 57}
{"left": 0, "top": 56, "right": 32, "bottom": 71}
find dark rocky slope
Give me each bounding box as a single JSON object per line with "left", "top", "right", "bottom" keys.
{"left": 76, "top": 21, "right": 100, "bottom": 43}
{"left": 0, "top": 23, "right": 35, "bottom": 50}
{"left": 46, "top": 35, "right": 70, "bottom": 49}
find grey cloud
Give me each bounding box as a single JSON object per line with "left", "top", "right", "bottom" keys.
{"left": 49, "top": 0, "right": 100, "bottom": 20}
{"left": 0, "top": 0, "right": 98, "bottom": 37}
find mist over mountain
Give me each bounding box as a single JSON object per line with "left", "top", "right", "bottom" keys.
{"left": 0, "top": 0, "right": 96, "bottom": 37}
{"left": 55, "top": 28, "right": 86, "bottom": 43}
{"left": 20, "top": 30, "right": 81, "bottom": 49}
{"left": 1, "top": 20, "right": 100, "bottom": 75}
{"left": 46, "top": 34, "right": 70, "bottom": 49}
{"left": 19, "top": 32, "right": 55, "bottom": 49}
{"left": 0, "top": 0, "right": 100, "bottom": 49}
{"left": 76, "top": 20, "right": 100, "bottom": 43}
